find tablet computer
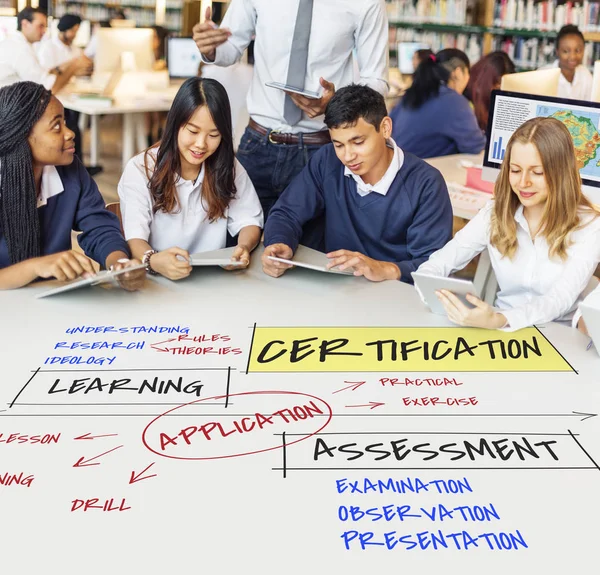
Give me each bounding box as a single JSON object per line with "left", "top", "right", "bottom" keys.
{"left": 267, "top": 245, "right": 354, "bottom": 276}
{"left": 580, "top": 302, "right": 600, "bottom": 352}
{"left": 189, "top": 247, "right": 245, "bottom": 267}
{"left": 411, "top": 271, "right": 483, "bottom": 315}
{"left": 36, "top": 263, "right": 146, "bottom": 299}
{"left": 265, "top": 81, "right": 321, "bottom": 99}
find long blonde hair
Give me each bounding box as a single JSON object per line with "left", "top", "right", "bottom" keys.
{"left": 491, "top": 116, "right": 599, "bottom": 260}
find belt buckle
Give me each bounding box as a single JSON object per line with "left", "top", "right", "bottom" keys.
{"left": 268, "top": 129, "right": 282, "bottom": 144}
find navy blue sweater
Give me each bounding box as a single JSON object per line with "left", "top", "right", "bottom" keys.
{"left": 390, "top": 86, "right": 486, "bottom": 158}
{"left": 264, "top": 145, "right": 453, "bottom": 284}
{"left": 0, "top": 158, "right": 129, "bottom": 270}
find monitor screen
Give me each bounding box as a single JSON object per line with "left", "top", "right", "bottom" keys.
{"left": 167, "top": 37, "right": 201, "bottom": 78}
{"left": 94, "top": 28, "right": 154, "bottom": 73}
{"left": 483, "top": 90, "right": 600, "bottom": 199}
{"left": 397, "top": 42, "right": 429, "bottom": 75}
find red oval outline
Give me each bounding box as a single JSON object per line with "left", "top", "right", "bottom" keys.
{"left": 141, "top": 390, "right": 333, "bottom": 461}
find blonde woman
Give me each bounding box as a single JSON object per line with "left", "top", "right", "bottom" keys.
{"left": 416, "top": 117, "right": 600, "bottom": 331}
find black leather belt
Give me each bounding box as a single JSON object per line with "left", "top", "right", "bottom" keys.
{"left": 249, "top": 119, "right": 331, "bottom": 145}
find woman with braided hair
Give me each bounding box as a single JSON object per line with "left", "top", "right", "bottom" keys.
{"left": 0, "top": 81, "right": 145, "bottom": 290}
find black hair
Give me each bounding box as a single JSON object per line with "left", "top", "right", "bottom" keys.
{"left": 17, "top": 7, "right": 46, "bottom": 31}
{"left": 556, "top": 24, "right": 585, "bottom": 49}
{"left": 324, "top": 84, "right": 387, "bottom": 131}
{"left": 413, "top": 48, "right": 434, "bottom": 68}
{"left": 402, "top": 48, "right": 470, "bottom": 109}
{"left": 145, "top": 77, "right": 236, "bottom": 221}
{"left": 57, "top": 14, "right": 82, "bottom": 33}
{"left": 0, "top": 82, "right": 52, "bottom": 264}
{"left": 151, "top": 25, "right": 170, "bottom": 60}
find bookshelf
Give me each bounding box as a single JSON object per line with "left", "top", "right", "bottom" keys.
{"left": 387, "top": 0, "right": 600, "bottom": 71}
{"left": 53, "top": 0, "right": 184, "bottom": 33}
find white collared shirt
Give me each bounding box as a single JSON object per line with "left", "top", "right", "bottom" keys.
{"left": 203, "top": 0, "right": 389, "bottom": 133}
{"left": 118, "top": 150, "right": 264, "bottom": 253}
{"left": 0, "top": 32, "right": 55, "bottom": 90}
{"left": 544, "top": 60, "right": 593, "bottom": 101}
{"left": 37, "top": 36, "right": 82, "bottom": 70}
{"left": 344, "top": 139, "right": 404, "bottom": 197}
{"left": 37, "top": 165, "right": 64, "bottom": 207}
{"left": 416, "top": 201, "right": 600, "bottom": 331}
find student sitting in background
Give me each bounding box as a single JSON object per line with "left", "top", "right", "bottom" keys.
{"left": 465, "top": 51, "right": 516, "bottom": 131}
{"left": 0, "top": 8, "right": 90, "bottom": 93}
{"left": 0, "top": 82, "right": 144, "bottom": 290}
{"left": 118, "top": 77, "right": 263, "bottom": 280}
{"left": 540, "top": 25, "right": 592, "bottom": 101}
{"left": 416, "top": 117, "right": 600, "bottom": 331}
{"left": 262, "top": 84, "right": 453, "bottom": 284}
{"left": 390, "top": 49, "right": 485, "bottom": 158}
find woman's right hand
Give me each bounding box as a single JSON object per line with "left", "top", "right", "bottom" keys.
{"left": 149, "top": 247, "right": 192, "bottom": 280}
{"left": 33, "top": 250, "right": 96, "bottom": 281}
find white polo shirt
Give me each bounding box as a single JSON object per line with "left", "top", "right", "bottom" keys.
{"left": 37, "top": 36, "right": 82, "bottom": 71}
{"left": 0, "top": 32, "right": 55, "bottom": 90}
{"left": 118, "top": 149, "right": 264, "bottom": 253}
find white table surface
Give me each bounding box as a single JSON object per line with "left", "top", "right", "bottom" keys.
{"left": 0, "top": 246, "right": 598, "bottom": 573}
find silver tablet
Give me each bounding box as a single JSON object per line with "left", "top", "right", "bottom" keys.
{"left": 412, "top": 271, "right": 482, "bottom": 315}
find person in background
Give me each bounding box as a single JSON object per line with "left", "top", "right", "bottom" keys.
{"left": 37, "top": 14, "right": 87, "bottom": 73}
{"left": 411, "top": 48, "right": 434, "bottom": 74}
{"left": 38, "top": 14, "right": 93, "bottom": 165}
{"left": 145, "top": 25, "right": 170, "bottom": 148}
{"left": 465, "top": 51, "right": 516, "bottom": 131}
{"left": 540, "top": 24, "right": 592, "bottom": 101}
{"left": 261, "top": 85, "right": 452, "bottom": 283}
{"left": 390, "top": 49, "right": 485, "bottom": 159}
{"left": 0, "top": 8, "right": 89, "bottom": 93}
{"left": 416, "top": 117, "right": 600, "bottom": 331}
{"left": 0, "top": 81, "right": 144, "bottom": 290}
{"left": 118, "top": 78, "right": 263, "bottom": 280}
{"left": 192, "top": 1, "right": 389, "bottom": 221}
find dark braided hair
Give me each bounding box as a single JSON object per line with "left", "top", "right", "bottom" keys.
{"left": 0, "top": 81, "right": 52, "bottom": 264}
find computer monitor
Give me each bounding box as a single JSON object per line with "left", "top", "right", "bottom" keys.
{"left": 482, "top": 90, "right": 600, "bottom": 203}
{"left": 0, "top": 15, "right": 17, "bottom": 42}
{"left": 500, "top": 68, "right": 561, "bottom": 97}
{"left": 167, "top": 37, "right": 201, "bottom": 78}
{"left": 397, "top": 42, "right": 429, "bottom": 75}
{"left": 94, "top": 28, "right": 154, "bottom": 74}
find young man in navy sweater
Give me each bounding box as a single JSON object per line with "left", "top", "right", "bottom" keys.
{"left": 261, "top": 84, "right": 453, "bottom": 283}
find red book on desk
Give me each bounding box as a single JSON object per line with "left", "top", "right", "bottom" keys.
{"left": 465, "top": 167, "right": 495, "bottom": 194}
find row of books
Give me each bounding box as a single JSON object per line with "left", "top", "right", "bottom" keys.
{"left": 386, "top": 0, "right": 474, "bottom": 25}
{"left": 57, "top": 0, "right": 183, "bottom": 8}
{"left": 494, "top": 0, "right": 600, "bottom": 32}
{"left": 54, "top": 5, "right": 182, "bottom": 30}
{"left": 492, "top": 34, "right": 599, "bottom": 67}
{"left": 394, "top": 27, "right": 483, "bottom": 63}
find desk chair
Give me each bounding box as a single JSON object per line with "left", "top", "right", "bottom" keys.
{"left": 106, "top": 202, "right": 123, "bottom": 234}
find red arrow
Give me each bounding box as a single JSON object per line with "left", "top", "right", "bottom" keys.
{"left": 151, "top": 346, "right": 171, "bottom": 353}
{"left": 332, "top": 381, "right": 366, "bottom": 394}
{"left": 73, "top": 445, "right": 123, "bottom": 468}
{"left": 151, "top": 338, "right": 178, "bottom": 352}
{"left": 345, "top": 401, "right": 385, "bottom": 410}
{"left": 129, "top": 462, "right": 157, "bottom": 485}
{"left": 74, "top": 433, "right": 119, "bottom": 441}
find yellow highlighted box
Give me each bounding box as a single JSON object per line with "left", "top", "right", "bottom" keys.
{"left": 248, "top": 327, "right": 572, "bottom": 373}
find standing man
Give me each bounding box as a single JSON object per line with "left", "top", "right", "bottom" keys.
{"left": 193, "top": 0, "right": 389, "bottom": 220}
{"left": 0, "top": 8, "right": 89, "bottom": 93}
